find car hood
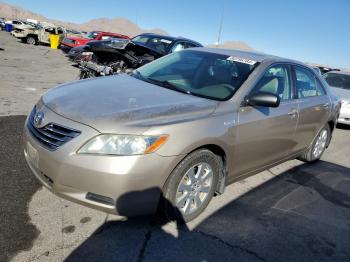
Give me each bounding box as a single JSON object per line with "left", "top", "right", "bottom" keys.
{"left": 66, "top": 36, "right": 90, "bottom": 42}
{"left": 15, "top": 24, "right": 35, "bottom": 30}
{"left": 43, "top": 74, "right": 218, "bottom": 133}
{"left": 330, "top": 87, "right": 350, "bottom": 100}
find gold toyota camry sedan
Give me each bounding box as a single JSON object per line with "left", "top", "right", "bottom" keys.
{"left": 24, "top": 48, "right": 340, "bottom": 222}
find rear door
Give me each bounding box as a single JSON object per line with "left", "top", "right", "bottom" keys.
{"left": 292, "top": 65, "right": 331, "bottom": 152}
{"left": 234, "top": 64, "right": 299, "bottom": 175}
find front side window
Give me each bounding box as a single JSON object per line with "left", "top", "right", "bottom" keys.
{"left": 44, "top": 27, "right": 55, "bottom": 33}
{"left": 134, "top": 50, "right": 257, "bottom": 101}
{"left": 252, "top": 65, "right": 292, "bottom": 101}
{"left": 295, "top": 66, "right": 324, "bottom": 98}
{"left": 323, "top": 73, "right": 350, "bottom": 90}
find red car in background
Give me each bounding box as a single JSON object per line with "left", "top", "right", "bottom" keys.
{"left": 60, "top": 31, "right": 129, "bottom": 52}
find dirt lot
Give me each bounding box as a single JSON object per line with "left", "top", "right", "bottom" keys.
{"left": 1, "top": 31, "right": 350, "bottom": 262}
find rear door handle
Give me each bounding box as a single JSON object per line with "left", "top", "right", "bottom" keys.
{"left": 323, "top": 103, "right": 330, "bottom": 108}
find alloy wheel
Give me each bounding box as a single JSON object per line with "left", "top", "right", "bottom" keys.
{"left": 313, "top": 129, "right": 328, "bottom": 159}
{"left": 175, "top": 162, "right": 213, "bottom": 215}
{"left": 27, "top": 37, "right": 35, "bottom": 45}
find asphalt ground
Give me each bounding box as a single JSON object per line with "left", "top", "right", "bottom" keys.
{"left": 0, "top": 31, "right": 350, "bottom": 262}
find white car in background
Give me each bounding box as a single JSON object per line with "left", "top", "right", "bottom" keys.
{"left": 324, "top": 71, "right": 350, "bottom": 125}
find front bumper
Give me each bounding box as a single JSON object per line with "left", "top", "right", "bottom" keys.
{"left": 23, "top": 105, "right": 183, "bottom": 216}
{"left": 338, "top": 106, "right": 350, "bottom": 125}
{"left": 12, "top": 31, "right": 26, "bottom": 38}
{"left": 60, "top": 44, "right": 72, "bottom": 53}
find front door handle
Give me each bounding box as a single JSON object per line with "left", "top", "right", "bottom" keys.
{"left": 288, "top": 109, "right": 298, "bottom": 118}
{"left": 323, "top": 103, "right": 330, "bottom": 108}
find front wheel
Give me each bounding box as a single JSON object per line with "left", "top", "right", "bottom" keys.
{"left": 299, "top": 124, "right": 330, "bottom": 163}
{"left": 161, "top": 149, "right": 221, "bottom": 222}
{"left": 26, "top": 36, "right": 37, "bottom": 45}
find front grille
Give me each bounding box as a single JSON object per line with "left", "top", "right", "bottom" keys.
{"left": 27, "top": 107, "right": 81, "bottom": 150}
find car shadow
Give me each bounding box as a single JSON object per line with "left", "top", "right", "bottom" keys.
{"left": 65, "top": 160, "right": 350, "bottom": 262}
{"left": 337, "top": 123, "right": 350, "bottom": 130}
{"left": 0, "top": 116, "right": 41, "bottom": 262}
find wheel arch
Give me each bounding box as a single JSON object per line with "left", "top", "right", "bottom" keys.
{"left": 327, "top": 120, "right": 335, "bottom": 133}
{"left": 27, "top": 34, "right": 38, "bottom": 40}
{"left": 161, "top": 143, "right": 228, "bottom": 196}
{"left": 326, "top": 120, "right": 335, "bottom": 147}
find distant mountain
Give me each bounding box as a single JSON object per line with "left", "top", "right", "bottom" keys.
{"left": 0, "top": 1, "right": 167, "bottom": 36}
{"left": 206, "top": 41, "right": 254, "bottom": 51}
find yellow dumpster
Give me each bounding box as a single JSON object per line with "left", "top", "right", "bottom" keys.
{"left": 49, "top": 34, "right": 60, "bottom": 49}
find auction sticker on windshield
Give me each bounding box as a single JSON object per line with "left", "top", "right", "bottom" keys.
{"left": 227, "top": 56, "right": 257, "bottom": 65}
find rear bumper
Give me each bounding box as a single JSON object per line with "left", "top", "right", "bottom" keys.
{"left": 23, "top": 105, "right": 183, "bottom": 216}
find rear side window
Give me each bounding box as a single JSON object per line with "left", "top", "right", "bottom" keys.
{"left": 324, "top": 73, "right": 350, "bottom": 90}
{"left": 295, "top": 66, "right": 325, "bottom": 98}
{"left": 252, "top": 65, "right": 292, "bottom": 101}
{"left": 186, "top": 42, "right": 200, "bottom": 48}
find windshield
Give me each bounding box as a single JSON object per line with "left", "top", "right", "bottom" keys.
{"left": 324, "top": 73, "right": 350, "bottom": 90}
{"left": 85, "top": 31, "right": 99, "bottom": 39}
{"left": 132, "top": 35, "right": 173, "bottom": 53}
{"left": 134, "top": 50, "right": 258, "bottom": 101}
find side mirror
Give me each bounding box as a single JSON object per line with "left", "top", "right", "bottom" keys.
{"left": 244, "top": 92, "right": 280, "bottom": 108}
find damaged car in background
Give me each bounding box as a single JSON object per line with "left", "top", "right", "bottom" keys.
{"left": 60, "top": 31, "right": 130, "bottom": 52}
{"left": 78, "top": 33, "right": 202, "bottom": 79}
{"left": 12, "top": 22, "right": 77, "bottom": 45}
{"left": 66, "top": 38, "right": 115, "bottom": 63}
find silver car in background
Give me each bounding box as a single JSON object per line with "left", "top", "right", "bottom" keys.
{"left": 324, "top": 71, "right": 350, "bottom": 125}
{"left": 24, "top": 48, "right": 340, "bottom": 222}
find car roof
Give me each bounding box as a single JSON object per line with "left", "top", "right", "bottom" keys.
{"left": 137, "top": 33, "right": 202, "bottom": 46}
{"left": 189, "top": 47, "right": 307, "bottom": 65}
{"left": 325, "top": 70, "right": 350, "bottom": 76}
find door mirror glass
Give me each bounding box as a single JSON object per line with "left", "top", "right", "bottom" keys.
{"left": 245, "top": 92, "right": 280, "bottom": 107}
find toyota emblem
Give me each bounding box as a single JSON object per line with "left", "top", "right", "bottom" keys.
{"left": 33, "top": 111, "right": 44, "bottom": 128}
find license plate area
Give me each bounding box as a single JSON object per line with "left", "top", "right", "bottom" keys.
{"left": 27, "top": 141, "right": 39, "bottom": 169}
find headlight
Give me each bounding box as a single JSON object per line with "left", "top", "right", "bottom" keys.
{"left": 77, "top": 134, "right": 168, "bottom": 155}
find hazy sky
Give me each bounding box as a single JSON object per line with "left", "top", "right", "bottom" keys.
{"left": 5, "top": 0, "right": 350, "bottom": 68}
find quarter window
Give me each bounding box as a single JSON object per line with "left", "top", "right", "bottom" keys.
{"left": 295, "top": 66, "right": 324, "bottom": 98}
{"left": 171, "top": 42, "right": 185, "bottom": 53}
{"left": 252, "top": 65, "right": 292, "bottom": 101}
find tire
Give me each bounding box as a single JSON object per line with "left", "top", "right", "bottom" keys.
{"left": 161, "top": 149, "right": 221, "bottom": 222}
{"left": 26, "top": 36, "right": 37, "bottom": 45}
{"left": 299, "top": 124, "right": 331, "bottom": 163}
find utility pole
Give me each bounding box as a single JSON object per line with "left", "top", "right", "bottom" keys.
{"left": 216, "top": 3, "right": 225, "bottom": 48}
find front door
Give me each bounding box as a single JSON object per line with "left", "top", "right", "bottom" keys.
{"left": 233, "top": 64, "right": 298, "bottom": 176}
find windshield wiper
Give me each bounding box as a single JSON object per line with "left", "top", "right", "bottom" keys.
{"left": 146, "top": 77, "right": 191, "bottom": 95}
{"left": 133, "top": 70, "right": 145, "bottom": 80}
